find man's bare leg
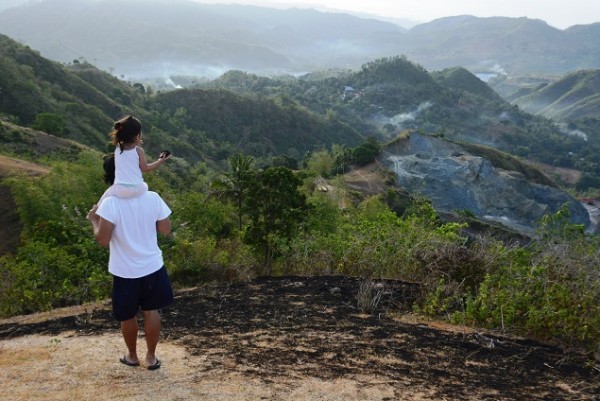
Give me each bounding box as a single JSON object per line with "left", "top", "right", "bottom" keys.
{"left": 120, "top": 317, "right": 140, "bottom": 364}
{"left": 143, "top": 310, "right": 161, "bottom": 367}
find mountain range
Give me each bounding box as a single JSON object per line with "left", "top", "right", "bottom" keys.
{"left": 0, "top": 0, "right": 599, "bottom": 80}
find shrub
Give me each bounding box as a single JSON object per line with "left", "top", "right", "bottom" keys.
{"left": 32, "top": 112, "right": 65, "bottom": 136}
{"left": 0, "top": 240, "right": 110, "bottom": 316}
{"left": 166, "top": 234, "right": 258, "bottom": 285}
{"left": 462, "top": 221, "right": 599, "bottom": 351}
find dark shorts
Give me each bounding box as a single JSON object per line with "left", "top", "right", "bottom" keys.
{"left": 112, "top": 266, "right": 174, "bottom": 321}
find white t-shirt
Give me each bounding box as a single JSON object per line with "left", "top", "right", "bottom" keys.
{"left": 114, "top": 146, "right": 143, "bottom": 186}
{"left": 97, "top": 191, "right": 172, "bottom": 278}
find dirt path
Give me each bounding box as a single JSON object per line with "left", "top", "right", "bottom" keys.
{"left": 0, "top": 276, "right": 598, "bottom": 401}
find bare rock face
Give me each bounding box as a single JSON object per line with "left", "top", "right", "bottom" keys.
{"left": 383, "top": 134, "right": 591, "bottom": 235}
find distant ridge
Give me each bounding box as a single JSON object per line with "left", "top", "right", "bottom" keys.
{"left": 0, "top": 0, "right": 598, "bottom": 78}
{"left": 509, "top": 69, "right": 600, "bottom": 121}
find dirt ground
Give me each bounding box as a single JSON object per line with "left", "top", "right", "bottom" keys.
{"left": 0, "top": 276, "right": 597, "bottom": 401}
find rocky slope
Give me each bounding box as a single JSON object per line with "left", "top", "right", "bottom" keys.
{"left": 382, "top": 133, "right": 592, "bottom": 235}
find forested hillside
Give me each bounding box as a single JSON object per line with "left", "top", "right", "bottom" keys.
{"left": 0, "top": 34, "right": 364, "bottom": 164}
{"left": 2, "top": 30, "right": 598, "bottom": 189}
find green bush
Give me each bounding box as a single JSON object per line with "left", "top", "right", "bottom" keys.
{"left": 0, "top": 151, "right": 111, "bottom": 316}
{"left": 0, "top": 240, "right": 110, "bottom": 315}
{"left": 282, "top": 195, "right": 466, "bottom": 280}
{"left": 464, "top": 237, "right": 599, "bottom": 351}
{"left": 32, "top": 112, "right": 65, "bottom": 136}
{"left": 166, "top": 234, "right": 258, "bottom": 285}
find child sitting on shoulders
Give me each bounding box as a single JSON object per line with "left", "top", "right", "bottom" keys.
{"left": 97, "top": 115, "right": 171, "bottom": 205}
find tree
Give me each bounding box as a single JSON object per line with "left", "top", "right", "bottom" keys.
{"left": 244, "top": 166, "right": 308, "bottom": 270}
{"left": 32, "top": 112, "right": 65, "bottom": 136}
{"left": 211, "top": 154, "right": 256, "bottom": 231}
{"left": 306, "top": 149, "right": 334, "bottom": 177}
{"left": 352, "top": 137, "right": 381, "bottom": 166}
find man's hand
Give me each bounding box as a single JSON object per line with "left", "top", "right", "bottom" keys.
{"left": 87, "top": 204, "right": 113, "bottom": 247}
{"left": 87, "top": 204, "right": 99, "bottom": 223}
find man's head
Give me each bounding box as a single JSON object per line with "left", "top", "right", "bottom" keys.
{"left": 103, "top": 154, "right": 115, "bottom": 185}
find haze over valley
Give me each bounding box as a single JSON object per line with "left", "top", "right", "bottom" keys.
{"left": 1, "top": 0, "right": 599, "bottom": 82}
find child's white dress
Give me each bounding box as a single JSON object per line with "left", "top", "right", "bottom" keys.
{"left": 98, "top": 146, "right": 148, "bottom": 205}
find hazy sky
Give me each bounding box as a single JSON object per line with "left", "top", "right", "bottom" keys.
{"left": 195, "top": 0, "right": 600, "bottom": 29}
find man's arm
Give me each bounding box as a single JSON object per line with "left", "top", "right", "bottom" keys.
{"left": 156, "top": 217, "right": 171, "bottom": 236}
{"left": 87, "top": 204, "right": 114, "bottom": 247}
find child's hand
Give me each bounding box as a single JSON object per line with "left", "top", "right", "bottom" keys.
{"left": 159, "top": 150, "right": 172, "bottom": 160}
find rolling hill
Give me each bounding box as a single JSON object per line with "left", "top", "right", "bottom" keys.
{"left": 0, "top": 0, "right": 598, "bottom": 80}
{"left": 0, "top": 34, "right": 365, "bottom": 163}
{"left": 508, "top": 69, "right": 600, "bottom": 121}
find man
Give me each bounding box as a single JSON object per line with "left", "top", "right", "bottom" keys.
{"left": 87, "top": 185, "right": 173, "bottom": 371}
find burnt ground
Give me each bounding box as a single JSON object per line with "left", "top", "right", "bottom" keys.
{"left": 0, "top": 275, "right": 598, "bottom": 400}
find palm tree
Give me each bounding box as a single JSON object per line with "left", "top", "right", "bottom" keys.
{"left": 211, "top": 154, "right": 255, "bottom": 231}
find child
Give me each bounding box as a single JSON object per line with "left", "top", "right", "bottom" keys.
{"left": 97, "top": 115, "right": 171, "bottom": 205}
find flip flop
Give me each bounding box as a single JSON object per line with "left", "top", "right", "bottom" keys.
{"left": 119, "top": 356, "right": 140, "bottom": 367}
{"left": 147, "top": 358, "right": 161, "bottom": 370}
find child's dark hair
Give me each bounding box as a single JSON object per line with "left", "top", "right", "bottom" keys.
{"left": 110, "top": 115, "right": 142, "bottom": 152}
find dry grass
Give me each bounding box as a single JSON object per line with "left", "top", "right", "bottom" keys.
{"left": 0, "top": 333, "right": 421, "bottom": 401}
{"left": 0, "top": 155, "right": 51, "bottom": 176}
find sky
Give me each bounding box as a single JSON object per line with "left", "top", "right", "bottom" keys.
{"left": 194, "top": 0, "right": 600, "bottom": 29}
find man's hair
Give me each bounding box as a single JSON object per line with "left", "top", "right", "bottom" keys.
{"left": 103, "top": 153, "right": 115, "bottom": 185}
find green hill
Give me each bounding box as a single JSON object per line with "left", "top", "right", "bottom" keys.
{"left": 0, "top": 34, "right": 364, "bottom": 164}
{"left": 0, "top": 34, "right": 142, "bottom": 148}
{"left": 509, "top": 69, "right": 600, "bottom": 121}
{"left": 432, "top": 67, "right": 504, "bottom": 102}
{"left": 150, "top": 89, "right": 364, "bottom": 160}
{"left": 189, "top": 56, "right": 599, "bottom": 189}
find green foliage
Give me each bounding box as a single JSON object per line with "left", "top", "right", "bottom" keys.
{"left": 172, "top": 192, "right": 236, "bottom": 239}
{"left": 456, "top": 208, "right": 598, "bottom": 351}
{"left": 0, "top": 151, "right": 111, "bottom": 315}
{"left": 351, "top": 137, "right": 381, "bottom": 167}
{"left": 244, "top": 167, "right": 308, "bottom": 269}
{"left": 305, "top": 149, "right": 335, "bottom": 178}
{"left": 165, "top": 235, "right": 258, "bottom": 285}
{"left": 464, "top": 238, "right": 599, "bottom": 350}
{"left": 538, "top": 202, "right": 585, "bottom": 240}
{"left": 0, "top": 239, "right": 109, "bottom": 315}
{"left": 0, "top": 36, "right": 135, "bottom": 148}
{"left": 32, "top": 112, "right": 66, "bottom": 136}
{"left": 211, "top": 154, "right": 256, "bottom": 231}
{"left": 149, "top": 88, "right": 364, "bottom": 159}
{"left": 282, "top": 194, "right": 466, "bottom": 279}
